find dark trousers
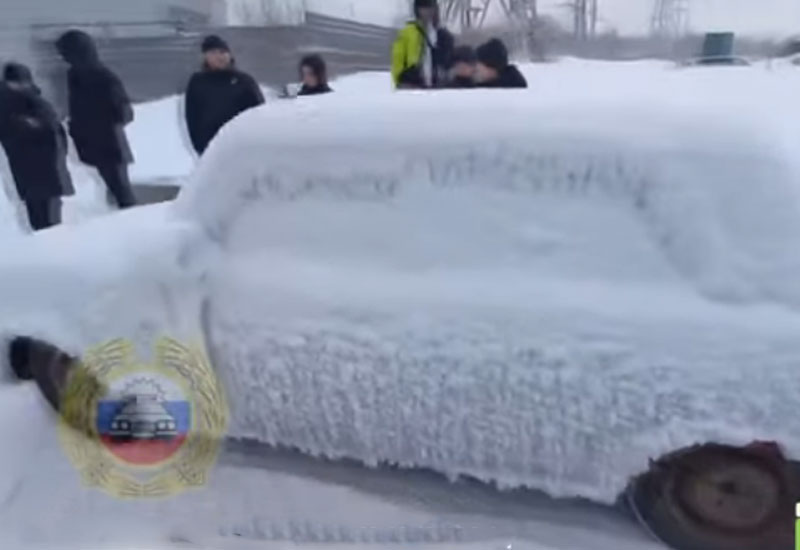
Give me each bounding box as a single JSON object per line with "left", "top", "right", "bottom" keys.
{"left": 96, "top": 164, "right": 137, "bottom": 209}
{"left": 25, "top": 198, "right": 62, "bottom": 231}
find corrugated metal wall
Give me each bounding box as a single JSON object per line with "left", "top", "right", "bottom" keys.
{"left": 27, "top": 12, "right": 393, "bottom": 115}
{"left": 0, "top": 0, "right": 216, "bottom": 26}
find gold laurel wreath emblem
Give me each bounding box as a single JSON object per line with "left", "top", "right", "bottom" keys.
{"left": 58, "top": 337, "right": 228, "bottom": 499}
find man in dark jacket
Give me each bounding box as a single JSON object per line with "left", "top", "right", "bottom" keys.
{"left": 0, "top": 63, "right": 74, "bottom": 231}
{"left": 474, "top": 38, "right": 528, "bottom": 89}
{"left": 55, "top": 30, "right": 136, "bottom": 209}
{"left": 185, "top": 35, "right": 265, "bottom": 155}
{"left": 298, "top": 54, "right": 333, "bottom": 96}
{"left": 447, "top": 46, "right": 477, "bottom": 88}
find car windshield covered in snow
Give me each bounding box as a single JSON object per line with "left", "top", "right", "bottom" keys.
{"left": 1, "top": 4, "right": 800, "bottom": 550}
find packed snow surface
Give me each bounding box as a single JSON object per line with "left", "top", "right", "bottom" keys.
{"left": 0, "top": 60, "right": 800, "bottom": 548}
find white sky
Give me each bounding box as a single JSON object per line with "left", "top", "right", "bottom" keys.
{"left": 536, "top": 0, "right": 800, "bottom": 37}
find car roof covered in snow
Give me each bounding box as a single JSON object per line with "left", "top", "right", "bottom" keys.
{"left": 175, "top": 85, "right": 788, "bottom": 241}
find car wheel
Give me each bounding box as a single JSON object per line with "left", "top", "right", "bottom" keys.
{"left": 626, "top": 443, "right": 797, "bottom": 550}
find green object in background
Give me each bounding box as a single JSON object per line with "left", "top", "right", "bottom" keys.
{"left": 796, "top": 503, "right": 800, "bottom": 550}
{"left": 702, "top": 32, "right": 735, "bottom": 58}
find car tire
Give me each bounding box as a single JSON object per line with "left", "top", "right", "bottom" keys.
{"left": 626, "top": 443, "right": 797, "bottom": 550}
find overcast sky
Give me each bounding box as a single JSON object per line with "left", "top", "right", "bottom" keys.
{"left": 536, "top": 0, "right": 800, "bottom": 37}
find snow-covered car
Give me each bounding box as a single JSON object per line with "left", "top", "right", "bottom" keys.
{"left": 3, "top": 85, "right": 800, "bottom": 550}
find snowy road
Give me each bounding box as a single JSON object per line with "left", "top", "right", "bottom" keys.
{"left": 0, "top": 383, "right": 662, "bottom": 549}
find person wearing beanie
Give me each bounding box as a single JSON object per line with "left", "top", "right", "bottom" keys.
{"left": 474, "top": 38, "right": 528, "bottom": 89}
{"left": 447, "top": 45, "right": 477, "bottom": 88}
{"left": 297, "top": 54, "right": 333, "bottom": 96}
{"left": 391, "top": 0, "right": 453, "bottom": 89}
{"left": 56, "top": 29, "right": 137, "bottom": 209}
{"left": 184, "top": 34, "right": 265, "bottom": 155}
{"left": 0, "top": 62, "right": 74, "bottom": 231}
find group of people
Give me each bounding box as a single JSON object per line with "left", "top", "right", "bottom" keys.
{"left": 0, "top": 31, "right": 332, "bottom": 231}
{"left": 0, "top": 30, "right": 137, "bottom": 231}
{"left": 0, "top": 1, "right": 524, "bottom": 233}
{"left": 392, "top": 0, "right": 527, "bottom": 90}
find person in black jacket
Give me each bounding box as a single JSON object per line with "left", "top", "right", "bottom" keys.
{"left": 185, "top": 35, "right": 265, "bottom": 155}
{"left": 297, "top": 55, "right": 333, "bottom": 96}
{"left": 447, "top": 46, "right": 477, "bottom": 88}
{"left": 474, "top": 38, "right": 528, "bottom": 89}
{"left": 0, "top": 63, "right": 74, "bottom": 231}
{"left": 55, "top": 30, "right": 137, "bottom": 209}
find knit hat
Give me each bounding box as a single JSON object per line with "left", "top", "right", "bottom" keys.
{"left": 414, "top": 0, "right": 437, "bottom": 10}
{"left": 476, "top": 38, "right": 509, "bottom": 71}
{"left": 202, "top": 35, "right": 230, "bottom": 53}
{"left": 3, "top": 62, "right": 34, "bottom": 84}
{"left": 451, "top": 46, "right": 477, "bottom": 66}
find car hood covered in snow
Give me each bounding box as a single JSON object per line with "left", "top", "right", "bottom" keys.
{"left": 2, "top": 74, "right": 800, "bottom": 508}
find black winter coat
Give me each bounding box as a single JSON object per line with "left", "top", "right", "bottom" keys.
{"left": 0, "top": 73, "right": 74, "bottom": 201}
{"left": 478, "top": 65, "right": 528, "bottom": 89}
{"left": 447, "top": 76, "right": 476, "bottom": 89}
{"left": 185, "top": 66, "right": 264, "bottom": 154}
{"left": 298, "top": 83, "right": 333, "bottom": 96}
{"left": 56, "top": 31, "right": 134, "bottom": 167}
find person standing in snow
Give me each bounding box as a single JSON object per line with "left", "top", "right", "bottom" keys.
{"left": 446, "top": 46, "right": 477, "bottom": 88}
{"left": 474, "top": 38, "right": 528, "bottom": 89}
{"left": 185, "top": 35, "right": 265, "bottom": 155}
{"left": 0, "top": 63, "right": 74, "bottom": 231}
{"left": 391, "top": 0, "right": 453, "bottom": 89}
{"left": 55, "top": 30, "right": 137, "bottom": 209}
{"left": 297, "top": 55, "right": 333, "bottom": 96}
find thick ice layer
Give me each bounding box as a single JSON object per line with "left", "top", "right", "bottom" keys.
{"left": 171, "top": 80, "right": 800, "bottom": 501}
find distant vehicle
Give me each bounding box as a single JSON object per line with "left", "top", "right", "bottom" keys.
{"left": 683, "top": 31, "right": 750, "bottom": 67}
{"left": 109, "top": 395, "right": 177, "bottom": 440}
{"left": 682, "top": 55, "right": 751, "bottom": 67}
{"left": 5, "top": 89, "right": 800, "bottom": 550}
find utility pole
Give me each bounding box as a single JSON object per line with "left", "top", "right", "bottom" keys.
{"left": 651, "top": 0, "right": 690, "bottom": 37}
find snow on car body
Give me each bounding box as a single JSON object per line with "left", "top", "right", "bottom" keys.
{"left": 2, "top": 83, "right": 800, "bottom": 522}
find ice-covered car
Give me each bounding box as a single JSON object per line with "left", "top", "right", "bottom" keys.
{"left": 3, "top": 86, "right": 800, "bottom": 550}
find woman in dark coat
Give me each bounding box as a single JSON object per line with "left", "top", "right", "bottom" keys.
{"left": 55, "top": 30, "right": 136, "bottom": 209}
{"left": 297, "top": 55, "right": 333, "bottom": 96}
{"left": 0, "top": 63, "right": 74, "bottom": 231}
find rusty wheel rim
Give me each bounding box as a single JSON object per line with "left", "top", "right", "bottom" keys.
{"left": 674, "top": 455, "right": 782, "bottom": 534}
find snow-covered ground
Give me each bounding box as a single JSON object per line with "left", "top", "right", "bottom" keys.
{"left": 2, "top": 58, "right": 800, "bottom": 549}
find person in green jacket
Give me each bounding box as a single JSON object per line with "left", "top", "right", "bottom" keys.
{"left": 392, "top": 0, "right": 452, "bottom": 89}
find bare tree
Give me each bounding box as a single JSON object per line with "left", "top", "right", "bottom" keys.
{"left": 562, "top": 0, "right": 598, "bottom": 40}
